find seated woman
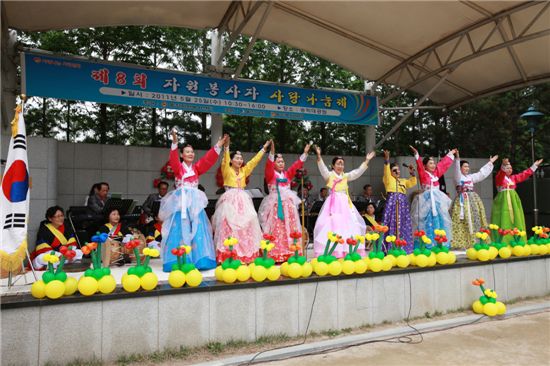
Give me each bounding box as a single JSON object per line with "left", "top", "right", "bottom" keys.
{"left": 30, "top": 206, "right": 83, "bottom": 270}
{"left": 98, "top": 207, "right": 132, "bottom": 265}
{"left": 363, "top": 202, "right": 379, "bottom": 230}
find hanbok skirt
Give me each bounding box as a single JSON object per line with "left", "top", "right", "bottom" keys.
{"left": 159, "top": 186, "right": 216, "bottom": 272}
{"left": 258, "top": 188, "right": 302, "bottom": 263}
{"left": 313, "top": 191, "right": 366, "bottom": 258}
{"left": 451, "top": 191, "right": 488, "bottom": 248}
{"left": 410, "top": 189, "right": 452, "bottom": 249}
{"left": 382, "top": 192, "right": 414, "bottom": 253}
{"left": 212, "top": 189, "right": 262, "bottom": 263}
{"left": 491, "top": 189, "right": 526, "bottom": 245}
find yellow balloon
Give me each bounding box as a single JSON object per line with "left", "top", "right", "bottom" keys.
{"left": 301, "top": 262, "right": 313, "bottom": 277}
{"left": 98, "top": 275, "right": 116, "bottom": 294}
{"left": 523, "top": 245, "right": 531, "bottom": 256}
{"left": 539, "top": 244, "right": 549, "bottom": 255}
{"left": 328, "top": 261, "right": 342, "bottom": 276}
{"left": 447, "top": 252, "right": 457, "bottom": 264}
{"left": 381, "top": 256, "right": 393, "bottom": 271}
{"left": 251, "top": 266, "right": 268, "bottom": 282}
{"left": 280, "top": 262, "right": 289, "bottom": 276}
{"left": 483, "top": 302, "right": 498, "bottom": 317}
{"left": 355, "top": 259, "right": 367, "bottom": 274}
{"left": 408, "top": 253, "right": 416, "bottom": 266}
{"left": 487, "top": 246, "right": 498, "bottom": 260}
{"left": 314, "top": 262, "right": 329, "bottom": 276}
{"left": 236, "top": 265, "right": 251, "bottom": 282}
{"left": 31, "top": 280, "right": 46, "bottom": 299}
{"left": 63, "top": 277, "right": 78, "bottom": 296}
{"left": 369, "top": 258, "right": 382, "bottom": 272}
{"left": 386, "top": 254, "right": 397, "bottom": 266}
{"left": 168, "top": 270, "right": 186, "bottom": 288}
{"left": 529, "top": 244, "right": 539, "bottom": 255}
{"left": 287, "top": 263, "right": 302, "bottom": 279}
{"left": 266, "top": 266, "right": 281, "bottom": 281}
{"left": 186, "top": 269, "right": 203, "bottom": 287}
{"left": 338, "top": 258, "right": 344, "bottom": 263}
{"left": 436, "top": 252, "right": 448, "bottom": 265}
{"left": 140, "top": 272, "right": 158, "bottom": 291}
{"left": 222, "top": 268, "right": 237, "bottom": 283}
{"left": 512, "top": 246, "right": 524, "bottom": 257}
{"left": 214, "top": 266, "right": 224, "bottom": 281}
{"left": 498, "top": 246, "right": 512, "bottom": 259}
{"left": 477, "top": 249, "right": 490, "bottom": 262}
{"left": 310, "top": 258, "right": 318, "bottom": 266}
{"left": 415, "top": 254, "right": 428, "bottom": 267}
{"left": 495, "top": 301, "right": 506, "bottom": 315}
{"left": 121, "top": 274, "right": 141, "bottom": 293}
{"left": 472, "top": 300, "right": 484, "bottom": 314}
{"left": 466, "top": 248, "right": 478, "bottom": 260}
{"left": 78, "top": 276, "right": 99, "bottom": 296}
{"left": 427, "top": 253, "right": 437, "bottom": 267}
{"left": 342, "top": 260, "right": 356, "bottom": 275}
{"left": 545, "top": 244, "right": 550, "bottom": 254}
{"left": 396, "top": 255, "right": 410, "bottom": 268}
{"left": 248, "top": 263, "right": 256, "bottom": 271}
{"left": 45, "top": 280, "right": 66, "bottom": 300}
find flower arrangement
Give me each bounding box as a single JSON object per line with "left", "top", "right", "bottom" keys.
{"left": 215, "top": 237, "right": 251, "bottom": 284}
{"left": 249, "top": 234, "right": 281, "bottom": 282}
{"left": 121, "top": 237, "right": 160, "bottom": 292}
{"left": 281, "top": 231, "right": 313, "bottom": 279}
{"left": 385, "top": 236, "right": 411, "bottom": 268}
{"left": 528, "top": 226, "right": 550, "bottom": 255}
{"left": 466, "top": 228, "right": 499, "bottom": 261}
{"left": 312, "top": 232, "right": 344, "bottom": 276}
{"left": 153, "top": 160, "right": 175, "bottom": 188}
{"left": 30, "top": 246, "right": 79, "bottom": 299}
{"left": 291, "top": 168, "right": 313, "bottom": 192}
{"left": 411, "top": 230, "right": 437, "bottom": 268}
{"left": 471, "top": 278, "right": 506, "bottom": 316}
{"left": 76, "top": 233, "right": 118, "bottom": 296}
{"left": 167, "top": 245, "right": 203, "bottom": 288}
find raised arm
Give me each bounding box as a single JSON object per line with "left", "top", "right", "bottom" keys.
{"left": 314, "top": 145, "right": 330, "bottom": 181}
{"left": 347, "top": 151, "right": 374, "bottom": 181}
{"left": 470, "top": 155, "right": 497, "bottom": 183}
{"left": 286, "top": 143, "right": 310, "bottom": 180}
{"left": 243, "top": 140, "right": 270, "bottom": 177}
{"left": 169, "top": 130, "right": 183, "bottom": 178}
{"left": 454, "top": 150, "right": 462, "bottom": 185}
{"left": 195, "top": 134, "right": 227, "bottom": 175}
{"left": 411, "top": 145, "right": 428, "bottom": 183}
{"left": 434, "top": 148, "right": 456, "bottom": 178}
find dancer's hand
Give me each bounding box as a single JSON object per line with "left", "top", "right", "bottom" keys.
{"left": 171, "top": 130, "right": 178, "bottom": 144}
{"left": 409, "top": 145, "right": 418, "bottom": 156}
{"left": 366, "top": 151, "right": 375, "bottom": 162}
{"left": 217, "top": 134, "right": 229, "bottom": 148}
{"left": 502, "top": 158, "right": 510, "bottom": 165}
{"left": 383, "top": 150, "right": 390, "bottom": 161}
{"left": 270, "top": 140, "right": 276, "bottom": 155}
{"left": 314, "top": 145, "right": 321, "bottom": 157}
{"left": 304, "top": 143, "right": 311, "bottom": 155}
{"left": 455, "top": 149, "right": 460, "bottom": 158}
{"left": 408, "top": 164, "right": 415, "bottom": 176}
{"left": 449, "top": 148, "right": 458, "bottom": 156}
{"left": 224, "top": 135, "right": 231, "bottom": 149}
{"left": 263, "top": 140, "right": 272, "bottom": 152}
{"left": 535, "top": 158, "right": 544, "bottom": 166}
{"left": 489, "top": 155, "right": 498, "bottom": 164}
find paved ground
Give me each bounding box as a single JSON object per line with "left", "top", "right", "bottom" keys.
{"left": 265, "top": 311, "right": 550, "bottom": 366}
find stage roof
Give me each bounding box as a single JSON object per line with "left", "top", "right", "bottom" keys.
{"left": 3, "top": 1, "right": 550, "bottom": 108}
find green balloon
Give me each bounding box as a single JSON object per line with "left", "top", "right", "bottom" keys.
{"left": 351, "top": 253, "right": 361, "bottom": 261}
{"left": 54, "top": 272, "right": 67, "bottom": 282}
{"left": 288, "top": 257, "right": 296, "bottom": 264}
{"left": 326, "top": 256, "right": 336, "bottom": 264}
{"left": 376, "top": 252, "right": 384, "bottom": 260}
{"left": 400, "top": 249, "right": 407, "bottom": 256}
{"left": 432, "top": 247, "right": 441, "bottom": 254}
{"left": 489, "top": 297, "right": 496, "bottom": 304}
{"left": 422, "top": 249, "right": 431, "bottom": 257}
{"left": 84, "top": 269, "right": 93, "bottom": 277}
{"left": 297, "top": 256, "right": 307, "bottom": 265}
{"left": 368, "top": 252, "right": 377, "bottom": 259}
{"left": 317, "top": 255, "right": 326, "bottom": 263}
{"left": 171, "top": 264, "right": 179, "bottom": 271}
{"left": 474, "top": 244, "right": 482, "bottom": 251}
{"left": 135, "top": 266, "right": 146, "bottom": 277}
{"left": 221, "top": 260, "right": 230, "bottom": 270}
{"left": 182, "top": 263, "right": 195, "bottom": 273}
{"left": 102, "top": 268, "right": 111, "bottom": 276}
{"left": 254, "top": 257, "right": 263, "bottom": 266}
{"left": 480, "top": 296, "right": 488, "bottom": 305}
{"left": 128, "top": 267, "right": 136, "bottom": 275}
{"left": 145, "top": 266, "right": 153, "bottom": 273}
{"left": 344, "top": 254, "right": 352, "bottom": 261}
{"left": 413, "top": 248, "right": 421, "bottom": 255}
{"left": 266, "top": 258, "right": 275, "bottom": 267}
{"left": 42, "top": 272, "right": 55, "bottom": 284}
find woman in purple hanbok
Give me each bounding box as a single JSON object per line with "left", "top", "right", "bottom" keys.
{"left": 381, "top": 150, "right": 417, "bottom": 253}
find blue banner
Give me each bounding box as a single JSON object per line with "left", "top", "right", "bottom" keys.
{"left": 22, "top": 51, "right": 378, "bottom": 125}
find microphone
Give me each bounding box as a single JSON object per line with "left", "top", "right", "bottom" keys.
{"left": 402, "top": 163, "right": 412, "bottom": 168}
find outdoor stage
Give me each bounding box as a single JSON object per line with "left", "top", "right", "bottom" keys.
{"left": 1, "top": 254, "right": 549, "bottom": 365}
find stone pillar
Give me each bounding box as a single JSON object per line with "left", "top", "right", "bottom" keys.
{"left": 1, "top": 25, "right": 18, "bottom": 134}
{"left": 209, "top": 29, "right": 223, "bottom": 147}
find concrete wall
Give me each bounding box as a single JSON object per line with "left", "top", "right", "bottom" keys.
{"left": 1, "top": 137, "right": 493, "bottom": 250}
{"left": 2, "top": 257, "right": 549, "bottom": 365}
